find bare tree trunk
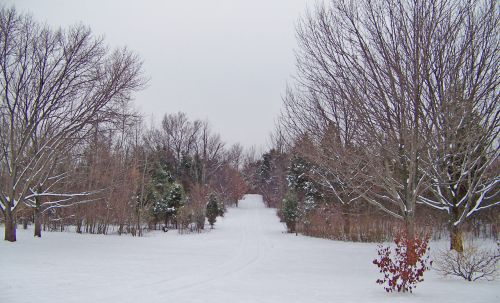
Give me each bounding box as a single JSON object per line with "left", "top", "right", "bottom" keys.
{"left": 450, "top": 207, "right": 464, "bottom": 252}
{"left": 4, "top": 208, "right": 17, "bottom": 242}
{"left": 76, "top": 220, "right": 82, "bottom": 234}
{"left": 405, "top": 213, "right": 415, "bottom": 240}
{"left": 136, "top": 211, "right": 141, "bottom": 237}
{"left": 342, "top": 203, "right": 351, "bottom": 241}
{"left": 450, "top": 225, "right": 464, "bottom": 253}
{"left": 137, "top": 153, "right": 148, "bottom": 237}
{"left": 34, "top": 194, "right": 42, "bottom": 238}
{"left": 405, "top": 213, "right": 417, "bottom": 267}
{"left": 34, "top": 208, "right": 42, "bottom": 238}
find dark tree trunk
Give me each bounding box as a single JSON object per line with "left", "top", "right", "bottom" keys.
{"left": 34, "top": 207, "right": 42, "bottom": 238}
{"left": 4, "top": 209, "right": 17, "bottom": 242}
{"left": 76, "top": 220, "right": 83, "bottom": 234}
{"left": 137, "top": 210, "right": 142, "bottom": 237}
{"left": 342, "top": 203, "right": 351, "bottom": 240}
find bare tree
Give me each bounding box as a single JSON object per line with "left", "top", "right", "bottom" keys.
{"left": 283, "top": 0, "right": 446, "bottom": 237}
{"left": 282, "top": 0, "right": 499, "bottom": 241}
{"left": 226, "top": 143, "right": 244, "bottom": 170}
{"left": 0, "top": 7, "right": 145, "bottom": 241}
{"left": 417, "top": 0, "right": 499, "bottom": 252}
{"left": 161, "top": 112, "right": 201, "bottom": 173}
{"left": 281, "top": 82, "right": 363, "bottom": 239}
{"left": 194, "top": 121, "right": 225, "bottom": 184}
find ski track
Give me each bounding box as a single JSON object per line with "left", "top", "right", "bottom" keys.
{"left": 98, "top": 195, "right": 273, "bottom": 302}
{"left": 156, "top": 197, "right": 272, "bottom": 298}
{"left": 1, "top": 194, "right": 499, "bottom": 303}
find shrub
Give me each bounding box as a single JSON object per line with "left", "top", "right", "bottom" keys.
{"left": 282, "top": 191, "right": 299, "bottom": 233}
{"left": 433, "top": 242, "right": 499, "bottom": 281}
{"left": 193, "top": 208, "right": 206, "bottom": 230}
{"left": 206, "top": 194, "right": 219, "bottom": 229}
{"left": 373, "top": 233, "right": 431, "bottom": 293}
{"left": 177, "top": 205, "right": 206, "bottom": 234}
{"left": 217, "top": 201, "right": 226, "bottom": 217}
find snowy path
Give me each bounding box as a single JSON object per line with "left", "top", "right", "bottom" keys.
{"left": 1, "top": 194, "right": 498, "bottom": 303}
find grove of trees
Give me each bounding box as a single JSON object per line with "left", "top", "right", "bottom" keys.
{"left": 1, "top": 1, "right": 498, "bottom": 256}
{"left": 0, "top": 7, "right": 247, "bottom": 241}
{"left": 246, "top": 0, "right": 499, "bottom": 252}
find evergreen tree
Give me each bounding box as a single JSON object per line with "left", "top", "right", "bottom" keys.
{"left": 206, "top": 194, "right": 219, "bottom": 229}
{"left": 149, "top": 162, "right": 186, "bottom": 228}
{"left": 286, "top": 156, "right": 322, "bottom": 229}
{"left": 282, "top": 191, "right": 299, "bottom": 233}
{"left": 259, "top": 152, "right": 273, "bottom": 184}
{"left": 150, "top": 163, "right": 172, "bottom": 225}
{"left": 166, "top": 182, "right": 185, "bottom": 228}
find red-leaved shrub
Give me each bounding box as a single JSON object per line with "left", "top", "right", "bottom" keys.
{"left": 373, "top": 232, "right": 431, "bottom": 293}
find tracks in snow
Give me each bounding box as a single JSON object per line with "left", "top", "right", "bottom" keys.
{"left": 103, "top": 194, "right": 277, "bottom": 302}
{"left": 162, "top": 196, "right": 273, "bottom": 295}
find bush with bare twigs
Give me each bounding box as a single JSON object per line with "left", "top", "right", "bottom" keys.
{"left": 434, "top": 242, "right": 500, "bottom": 281}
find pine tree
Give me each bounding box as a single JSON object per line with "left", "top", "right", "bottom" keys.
{"left": 149, "top": 162, "right": 186, "bottom": 229}
{"left": 282, "top": 191, "right": 299, "bottom": 233}
{"left": 166, "top": 182, "right": 185, "bottom": 228}
{"left": 150, "top": 164, "right": 171, "bottom": 226}
{"left": 285, "top": 157, "right": 322, "bottom": 232}
{"left": 206, "top": 194, "right": 219, "bottom": 229}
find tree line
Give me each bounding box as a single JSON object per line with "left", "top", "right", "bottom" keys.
{"left": 0, "top": 7, "right": 247, "bottom": 242}
{"left": 246, "top": 0, "right": 499, "bottom": 252}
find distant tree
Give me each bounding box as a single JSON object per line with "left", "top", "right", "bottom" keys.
{"left": 166, "top": 182, "right": 185, "bottom": 228}
{"left": 206, "top": 194, "right": 219, "bottom": 229}
{"left": 252, "top": 149, "right": 288, "bottom": 208}
{"left": 282, "top": 191, "right": 299, "bottom": 234}
{"left": 150, "top": 163, "right": 173, "bottom": 226}
{"left": 161, "top": 112, "right": 201, "bottom": 175}
{"left": 194, "top": 121, "right": 226, "bottom": 184}
{"left": 286, "top": 155, "right": 323, "bottom": 233}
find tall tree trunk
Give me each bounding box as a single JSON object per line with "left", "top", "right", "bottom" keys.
{"left": 76, "top": 220, "right": 83, "bottom": 234}
{"left": 450, "top": 224, "right": 464, "bottom": 252}
{"left": 404, "top": 210, "right": 417, "bottom": 266}
{"left": 34, "top": 193, "right": 42, "bottom": 237}
{"left": 31, "top": 185, "right": 44, "bottom": 237}
{"left": 137, "top": 153, "right": 148, "bottom": 237}
{"left": 136, "top": 208, "right": 142, "bottom": 237}
{"left": 4, "top": 208, "right": 17, "bottom": 242}
{"left": 342, "top": 203, "right": 351, "bottom": 240}
{"left": 450, "top": 207, "right": 464, "bottom": 252}
{"left": 34, "top": 207, "right": 42, "bottom": 238}
{"left": 405, "top": 212, "right": 415, "bottom": 239}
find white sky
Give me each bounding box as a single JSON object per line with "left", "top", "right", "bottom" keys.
{"left": 4, "top": 0, "right": 313, "bottom": 149}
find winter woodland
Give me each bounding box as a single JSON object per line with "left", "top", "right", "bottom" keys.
{"left": 1, "top": 1, "right": 499, "bottom": 302}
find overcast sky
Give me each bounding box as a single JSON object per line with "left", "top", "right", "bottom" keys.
{"left": 5, "top": 0, "right": 313, "bottom": 149}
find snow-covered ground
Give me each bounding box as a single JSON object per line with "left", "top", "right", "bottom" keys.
{"left": 1, "top": 194, "right": 498, "bottom": 303}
